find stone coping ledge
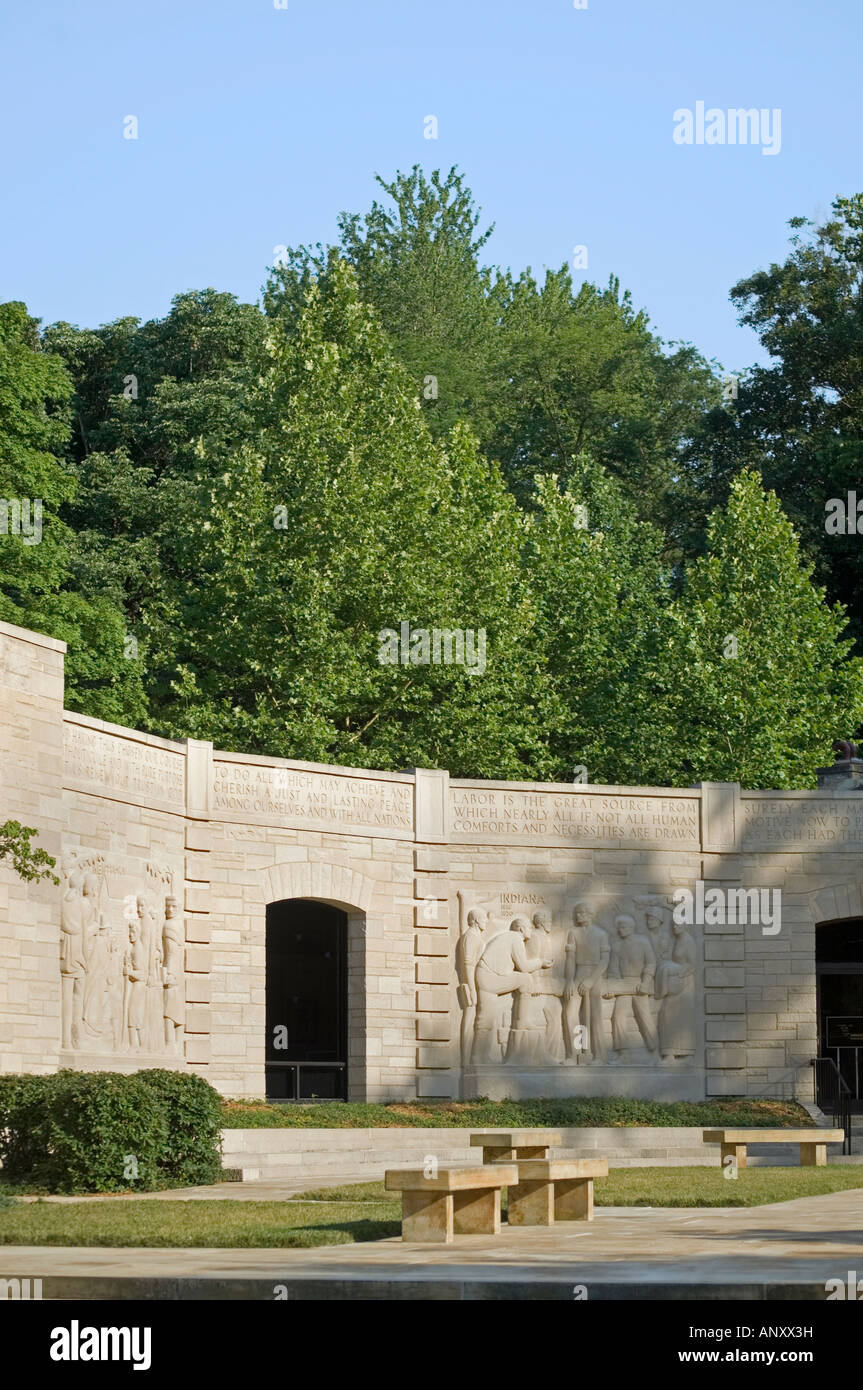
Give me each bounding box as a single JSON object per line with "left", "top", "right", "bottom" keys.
{"left": 63, "top": 708, "right": 184, "bottom": 754}
{"left": 0, "top": 618, "right": 66, "bottom": 653}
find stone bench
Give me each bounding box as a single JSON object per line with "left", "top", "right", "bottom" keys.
{"left": 384, "top": 1164, "right": 518, "bottom": 1243}
{"left": 702, "top": 1128, "right": 845, "bottom": 1168}
{"left": 507, "top": 1158, "right": 608, "bottom": 1227}
{"left": 469, "top": 1129, "right": 562, "bottom": 1165}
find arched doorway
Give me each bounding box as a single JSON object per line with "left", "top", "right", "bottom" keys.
{"left": 265, "top": 898, "right": 348, "bottom": 1101}
{"left": 817, "top": 917, "right": 863, "bottom": 1107}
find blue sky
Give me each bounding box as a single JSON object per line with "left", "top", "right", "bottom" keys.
{"left": 1, "top": 0, "right": 859, "bottom": 373}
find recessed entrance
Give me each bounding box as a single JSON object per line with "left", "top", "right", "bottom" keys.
{"left": 816, "top": 917, "right": 863, "bottom": 1108}
{"left": 265, "top": 898, "right": 348, "bottom": 1101}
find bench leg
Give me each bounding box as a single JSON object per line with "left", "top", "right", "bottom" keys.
{"left": 721, "top": 1142, "right": 747, "bottom": 1170}
{"left": 453, "top": 1187, "right": 501, "bottom": 1235}
{"left": 555, "top": 1177, "right": 594, "bottom": 1222}
{"left": 482, "top": 1146, "right": 515, "bottom": 1165}
{"left": 516, "top": 1146, "right": 550, "bottom": 1161}
{"left": 401, "top": 1189, "right": 454, "bottom": 1243}
{"left": 800, "top": 1142, "right": 827, "bottom": 1167}
{"left": 508, "top": 1179, "right": 554, "bottom": 1226}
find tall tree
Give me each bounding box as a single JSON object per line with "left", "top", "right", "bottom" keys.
{"left": 683, "top": 196, "right": 863, "bottom": 641}
{"left": 155, "top": 258, "right": 547, "bottom": 777}
{"left": 657, "top": 470, "right": 863, "bottom": 788}
{"left": 491, "top": 268, "right": 720, "bottom": 535}
{"left": 522, "top": 457, "right": 673, "bottom": 784}
{"left": 265, "top": 166, "right": 504, "bottom": 443}
{"left": 0, "top": 301, "right": 145, "bottom": 723}
{"left": 265, "top": 168, "right": 719, "bottom": 538}
{"left": 43, "top": 291, "right": 269, "bottom": 704}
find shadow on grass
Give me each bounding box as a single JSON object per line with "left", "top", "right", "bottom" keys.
{"left": 280, "top": 1218, "right": 401, "bottom": 1246}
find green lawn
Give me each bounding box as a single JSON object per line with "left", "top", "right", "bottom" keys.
{"left": 1, "top": 1167, "right": 861, "bottom": 1248}
{"left": 221, "top": 1096, "right": 813, "bottom": 1129}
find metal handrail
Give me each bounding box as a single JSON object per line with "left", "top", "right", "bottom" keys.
{"left": 812, "top": 1056, "right": 852, "bottom": 1154}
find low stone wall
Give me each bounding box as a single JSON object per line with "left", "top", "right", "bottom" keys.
{"left": 221, "top": 1126, "right": 714, "bottom": 1182}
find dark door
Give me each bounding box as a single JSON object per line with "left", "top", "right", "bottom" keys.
{"left": 816, "top": 917, "right": 863, "bottom": 1107}
{"left": 265, "top": 899, "right": 348, "bottom": 1101}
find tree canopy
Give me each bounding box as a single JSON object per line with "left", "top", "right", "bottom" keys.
{"left": 3, "top": 169, "right": 861, "bottom": 789}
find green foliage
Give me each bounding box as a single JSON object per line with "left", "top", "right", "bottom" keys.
{"left": 265, "top": 166, "right": 505, "bottom": 443}
{"left": 656, "top": 471, "right": 863, "bottom": 787}
{"left": 6, "top": 171, "right": 862, "bottom": 786}
{"left": 156, "top": 258, "right": 547, "bottom": 777}
{"left": 683, "top": 195, "right": 863, "bottom": 641}
{"left": 135, "top": 1069, "right": 223, "bottom": 1187}
{"left": 0, "top": 301, "right": 146, "bottom": 723}
{"left": 0, "top": 821, "right": 58, "bottom": 884}
{"left": 0, "top": 1070, "right": 222, "bottom": 1194}
{"left": 522, "top": 459, "right": 672, "bottom": 783}
{"left": 490, "top": 269, "right": 719, "bottom": 532}
{"left": 265, "top": 168, "right": 718, "bottom": 535}
{"left": 43, "top": 291, "right": 268, "bottom": 710}
{"left": 220, "top": 1094, "right": 811, "bottom": 1129}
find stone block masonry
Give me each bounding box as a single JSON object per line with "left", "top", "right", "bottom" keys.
{"left": 1, "top": 619, "right": 857, "bottom": 1103}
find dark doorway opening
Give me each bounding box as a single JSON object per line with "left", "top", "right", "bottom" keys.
{"left": 265, "top": 898, "right": 348, "bottom": 1101}
{"left": 816, "top": 917, "right": 863, "bottom": 1109}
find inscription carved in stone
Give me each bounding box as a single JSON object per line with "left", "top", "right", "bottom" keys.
{"left": 450, "top": 788, "right": 699, "bottom": 847}
{"left": 64, "top": 724, "right": 185, "bottom": 809}
{"left": 743, "top": 797, "right": 863, "bottom": 847}
{"left": 213, "top": 761, "right": 413, "bottom": 834}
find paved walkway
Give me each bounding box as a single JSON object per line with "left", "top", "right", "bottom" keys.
{"left": 4, "top": 1190, "right": 863, "bottom": 1298}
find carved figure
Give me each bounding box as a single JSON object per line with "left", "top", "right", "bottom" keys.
{"left": 525, "top": 908, "right": 566, "bottom": 1062}
{"left": 123, "top": 910, "right": 148, "bottom": 1050}
{"left": 455, "top": 896, "right": 488, "bottom": 1067}
{"left": 60, "top": 857, "right": 178, "bottom": 1056}
{"left": 60, "top": 870, "right": 88, "bottom": 1049}
{"left": 162, "top": 894, "right": 185, "bottom": 1053}
{"left": 564, "top": 901, "right": 610, "bottom": 1062}
{"left": 655, "top": 918, "right": 697, "bottom": 1061}
{"left": 643, "top": 903, "right": 673, "bottom": 963}
{"left": 602, "top": 914, "right": 658, "bottom": 1059}
{"left": 472, "top": 916, "right": 551, "bottom": 1064}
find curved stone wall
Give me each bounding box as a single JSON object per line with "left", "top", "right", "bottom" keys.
{"left": 3, "top": 617, "right": 861, "bottom": 1101}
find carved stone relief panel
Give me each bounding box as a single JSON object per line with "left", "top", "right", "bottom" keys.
{"left": 455, "top": 886, "right": 699, "bottom": 1071}
{"left": 59, "top": 852, "right": 185, "bottom": 1058}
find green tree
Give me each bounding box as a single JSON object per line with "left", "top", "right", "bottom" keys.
{"left": 660, "top": 471, "right": 863, "bottom": 788}
{"left": 523, "top": 457, "right": 674, "bottom": 784}
{"left": 43, "top": 291, "right": 269, "bottom": 713}
{"left": 265, "top": 166, "right": 504, "bottom": 443}
{"left": 0, "top": 821, "right": 58, "bottom": 884}
{"left": 265, "top": 168, "right": 718, "bottom": 539}
{"left": 684, "top": 196, "right": 863, "bottom": 642}
{"left": 491, "top": 268, "right": 720, "bottom": 535}
{"left": 155, "top": 259, "right": 548, "bottom": 777}
{"left": 0, "top": 302, "right": 145, "bottom": 723}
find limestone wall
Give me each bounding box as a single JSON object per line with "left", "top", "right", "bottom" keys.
{"left": 3, "top": 617, "right": 861, "bottom": 1102}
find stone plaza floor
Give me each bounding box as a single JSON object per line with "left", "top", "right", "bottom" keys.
{"left": 5, "top": 1188, "right": 863, "bottom": 1299}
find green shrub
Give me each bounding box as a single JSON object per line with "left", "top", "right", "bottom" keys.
{"left": 0, "top": 1073, "right": 65, "bottom": 1179}
{"left": 0, "top": 1069, "right": 222, "bottom": 1195}
{"left": 136, "top": 1070, "right": 223, "bottom": 1186}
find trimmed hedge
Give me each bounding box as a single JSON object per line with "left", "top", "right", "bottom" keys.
{"left": 137, "top": 1069, "right": 223, "bottom": 1188}
{"left": 220, "top": 1095, "right": 814, "bottom": 1130}
{"left": 0, "top": 1069, "right": 222, "bottom": 1194}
